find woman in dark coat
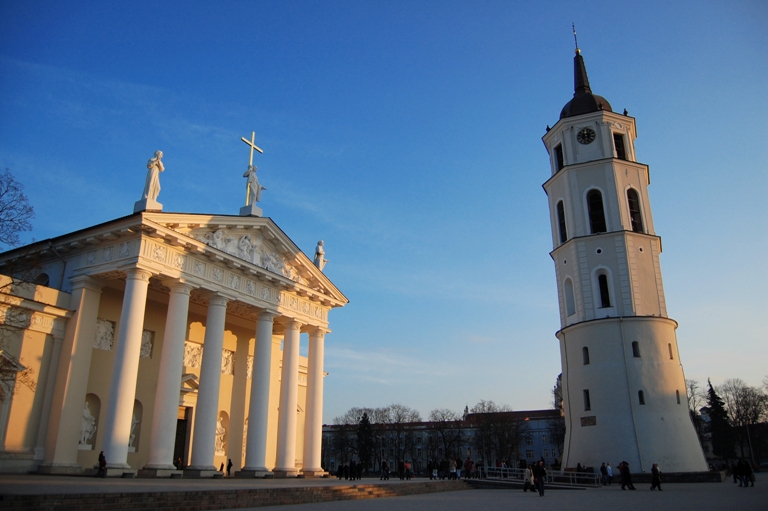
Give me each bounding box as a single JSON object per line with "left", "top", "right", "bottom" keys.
{"left": 650, "top": 463, "right": 662, "bottom": 491}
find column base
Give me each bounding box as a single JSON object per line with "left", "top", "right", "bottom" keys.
{"left": 36, "top": 462, "right": 84, "bottom": 475}
{"left": 301, "top": 468, "right": 328, "bottom": 478}
{"left": 184, "top": 467, "right": 224, "bottom": 478}
{"left": 138, "top": 468, "right": 184, "bottom": 478}
{"left": 235, "top": 468, "right": 274, "bottom": 478}
{"left": 273, "top": 468, "right": 300, "bottom": 478}
{"left": 104, "top": 468, "right": 138, "bottom": 478}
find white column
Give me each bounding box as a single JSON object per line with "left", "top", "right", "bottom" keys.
{"left": 241, "top": 311, "right": 275, "bottom": 474}
{"left": 188, "top": 293, "right": 229, "bottom": 471}
{"left": 102, "top": 268, "right": 152, "bottom": 469}
{"left": 274, "top": 319, "right": 302, "bottom": 477}
{"left": 302, "top": 328, "right": 326, "bottom": 476}
{"left": 143, "top": 281, "right": 193, "bottom": 472}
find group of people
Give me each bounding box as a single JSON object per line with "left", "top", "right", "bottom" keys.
{"left": 337, "top": 460, "right": 364, "bottom": 480}
{"left": 522, "top": 461, "right": 548, "bottom": 496}
{"left": 730, "top": 460, "right": 755, "bottom": 487}
{"left": 597, "top": 461, "right": 665, "bottom": 491}
{"left": 425, "top": 457, "right": 478, "bottom": 480}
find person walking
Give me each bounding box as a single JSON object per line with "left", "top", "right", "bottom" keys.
{"left": 650, "top": 463, "right": 662, "bottom": 491}
{"left": 600, "top": 462, "right": 608, "bottom": 485}
{"left": 620, "top": 461, "right": 636, "bottom": 490}
{"left": 606, "top": 462, "right": 613, "bottom": 485}
{"left": 97, "top": 451, "right": 107, "bottom": 478}
{"left": 533, "top": 461, "right": 547, "bottom": 496}
{"left": 524, "top": 465, "right": 534, "bottom": 492}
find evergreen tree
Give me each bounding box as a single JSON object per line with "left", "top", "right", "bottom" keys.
{"left": 357, "top": 412, "right": 375, "bottom": 473}
{"left": 707, "top": 379, "right": 734, "bottom": 460}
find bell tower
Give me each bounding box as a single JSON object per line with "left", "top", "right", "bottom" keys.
{"left": 541, "top": 48, "right": 707, "bottom": 472}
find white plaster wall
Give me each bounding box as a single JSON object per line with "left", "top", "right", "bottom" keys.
{"left": 557, "top": 317, "right": 707, "bottom": 473}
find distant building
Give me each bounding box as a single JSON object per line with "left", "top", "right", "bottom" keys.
{"left": 322, "top": 409, "right": 563, "bottom": 475}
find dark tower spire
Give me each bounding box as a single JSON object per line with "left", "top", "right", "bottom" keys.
{"left": 559, "top": 45, "right": 612, "bottom": 119}
{"left": 574, "top": 49, "right": 592, "bottom": 95}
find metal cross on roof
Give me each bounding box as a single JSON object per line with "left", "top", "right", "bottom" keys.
{"left": 241, "top": 131, "right": 264, "bottom": 166}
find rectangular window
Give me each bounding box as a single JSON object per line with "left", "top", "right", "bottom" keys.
{"left": 417, "top": 448, "right": 422, "bottom": 457}
{"left": 526, "top": 450, "right": 534, "bottom": 459}
{"left": 543, "top": 449, "right": 549, "bottom": 458}
{"left": 555, "top": 144, "right": 564, "bottom": 171}
{"left": 583, "top": 389, "right": 591, "bottom": 411}
{"left": 542, "top": 435, "right": 547, "bottom": 444}
{"left": 526, "top": 438, "right": 533, "bottom": 446}
{"left": 613, "top": 133, "right": 626, "bottom": 160}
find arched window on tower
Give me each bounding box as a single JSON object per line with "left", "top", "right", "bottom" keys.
{"left": 626, "top": 188, "right": 644, "bottom": 233}
{"left": 582, "top": 347, "right": 590, "bottom": 365}
{"left": 668, "top": 343, "right": 674, "bottom": 360}
{"left": 554, "top": 144, "right": 564, "bottom": 172}
{"left": 632, "top": 341, "right": 640, "bottom": 358}
{"left": 583, "top": 389, "right": 591, "bottom": 411}
{"left": 557, "top": 201, "right": 568, "bottom": 243}
{"left": 638, "top": 390, "right": 645, "bottom": 405}
{"left": 598, "top": 274, "right": 611, "bottom": 308}
{"left": 676, "top": 390, "right": 681, "bottom": 404}
{"left": 564, "top": 278, "right": 576, "bottom": 316}
{"left": 587, "top": 190, "right": 607, "bottom": 234}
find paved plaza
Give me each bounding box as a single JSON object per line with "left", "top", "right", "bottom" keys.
{"left": 0, "top": 473, "right": 764, "bottom": 511}
{"left": 246, "top": 474, "right": 766, "bottom": 511}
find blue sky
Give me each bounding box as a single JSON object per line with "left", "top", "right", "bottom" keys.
{"left": 1, "top": 1, "right": 766, "bottom": 423}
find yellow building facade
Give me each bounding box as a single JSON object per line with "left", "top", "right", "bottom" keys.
{"left": 0, "top": 210, "right": 346, "bottom": 477}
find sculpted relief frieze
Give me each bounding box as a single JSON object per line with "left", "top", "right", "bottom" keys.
{"left": 194, "top": 229, "right": 307, "bottom": 285}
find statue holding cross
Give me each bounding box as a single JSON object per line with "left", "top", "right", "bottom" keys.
{"left": 239, "top": 131, "right": 266, "bottom": 217}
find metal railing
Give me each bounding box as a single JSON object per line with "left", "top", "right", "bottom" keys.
{"left": 484, "top": 466, "right": 600, "bottom": 487}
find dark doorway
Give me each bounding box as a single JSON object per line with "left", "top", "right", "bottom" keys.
{"left": 174, "top": 407, "right": 190, "bottom": 467}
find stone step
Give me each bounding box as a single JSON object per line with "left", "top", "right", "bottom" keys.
{"left": 0, "top": 480, "right": 470, "bottom": 511}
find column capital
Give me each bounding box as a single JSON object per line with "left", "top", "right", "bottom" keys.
{"left": 258, "top": 310, "right": 277, "bottom": 322}
{"left": 284, "top": 319, "right": 303, "bottom": 332}
{"left": 200, "top": 291, "right": 230, "bottom": 308}
{"left": 125, "top": 268, "right": 153, "bottom": 282}
{"left": 309, "top": 327, "right": 328, "bottom": 338}
{"left": 161, "top": 278, "right": 195, "bottom": 295}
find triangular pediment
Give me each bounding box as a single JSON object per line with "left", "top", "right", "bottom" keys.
{"left": 140, "top": 212, "right": 347, "bottom": 305}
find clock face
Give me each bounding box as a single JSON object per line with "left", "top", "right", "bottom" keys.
{"left": 577, "top": 127, "right": 596, "bottom": 145}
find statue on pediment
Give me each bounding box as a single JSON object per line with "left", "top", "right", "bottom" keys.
{"left": 142, "top": 151, "right": 164, "bottom": 201}
{"left": 243, "top": 165, "right": 266, "bottom": 205}
{"left": 314, "top": 240, "right": 329, "bottom": 270}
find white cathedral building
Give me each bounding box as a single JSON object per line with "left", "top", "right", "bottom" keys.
{"left": 0, "top": 148, "right": 347, "bottom": 476}
{"left": 542, "top": 48, "right": 707, "bottom": 473}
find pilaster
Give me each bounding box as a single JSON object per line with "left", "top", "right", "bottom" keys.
{"left": 38, "top": 276, "right": 102, "bottom": 475}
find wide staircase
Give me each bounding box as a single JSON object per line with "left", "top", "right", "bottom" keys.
{"left": 0, "top": 480, "right": 471, "bottom": 511}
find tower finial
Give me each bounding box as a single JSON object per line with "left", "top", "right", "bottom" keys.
{"left": 572, "top": 22, "right": 580, "bottom": 54}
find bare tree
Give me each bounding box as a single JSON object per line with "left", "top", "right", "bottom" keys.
{"left": 378, "top": 403, "right": 421, "bottom": 473}
{"left": 469, "top": 400, "right": 528, "bottom": 466}
{"left": 0, "top": 169, "right": 34, "bottom": 251}
{"left": 428, "top": 408, "right": 464, "bottom": 460}
{"left": 686, "top": 379, "right": 706, "bottom": 438}
{"left": 718, "top": 379, "right": 768, "bottom": 460}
